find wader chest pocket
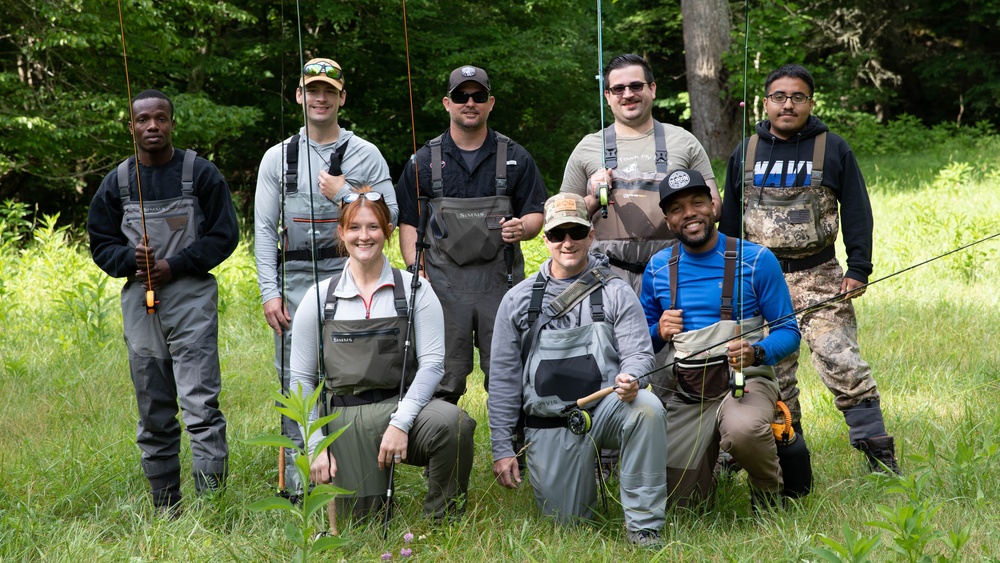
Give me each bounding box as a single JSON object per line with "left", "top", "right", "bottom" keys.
{"left": 288, "top": 214, "right": 339, "bottom": 250}
{"left": 329, "top": 327, "right": 400, "bottom": 352}
{"left": 534, "top": 354, "right": 602, "bottom": 402}
{"left": 674, "top": 355, "right": 731, "bottom": 400}
{"left": 745, "top": 189, "right": 831, "bottom": 255}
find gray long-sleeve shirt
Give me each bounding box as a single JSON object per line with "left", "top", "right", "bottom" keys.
{"left": 487, "top": 252, "right": 655, "bottom": 461}
{"left": 254, "top": 128, "right": 397, "bottom": 304}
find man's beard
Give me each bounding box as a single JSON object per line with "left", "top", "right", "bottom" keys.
{"left": 675, "top": 221, "right": 716, "bottom": 250}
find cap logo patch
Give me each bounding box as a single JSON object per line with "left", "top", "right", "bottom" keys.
{"left": 461, "top": 66, "right": 477, "bottom": 77}
{"left": 553, "top": 199, "right": 578, "bottom": 212}
{"left": 668, "top": 171, "right": 691, "bottom": 189}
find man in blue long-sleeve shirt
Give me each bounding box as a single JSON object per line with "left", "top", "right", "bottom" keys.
{"left": 640, "top": 169, "right": 800, "bottom": 510}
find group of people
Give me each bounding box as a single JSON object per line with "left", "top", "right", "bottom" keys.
{"left": 86, "top": 52, "right": 900, "bottom": 544}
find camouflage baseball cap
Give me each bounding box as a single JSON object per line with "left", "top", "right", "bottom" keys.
{"left": 544, "top": 193, "right": 591, "bottom": 231}
{"left": 659, "top": 168, "right": 711, "bottom": 210}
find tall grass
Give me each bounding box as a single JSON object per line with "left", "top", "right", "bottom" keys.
{"left": 1, "top": 136, "right": 998, "bottom": 561}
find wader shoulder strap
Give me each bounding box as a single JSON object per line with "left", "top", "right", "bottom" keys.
{"left": 603, "top": 122, "right": 667, "bottom": 172}
{"left": 652, "top": 121, "right": 668, "bottom": 174}
{"left": 181, "top": 149, "right": 196, "bottom": 196}
{"left": 667, "top": 242, "right": 681, "bottom": 310}
{"left": 603, "top": 125, "right": 617, "bottom": 169}
{"left": 323, "top": 268, "right": 409, "bottom": 321}
{"left": 428, "top": 134, "right": 445, "bottom": 198}
{"left": 520, "top": 268, "right": 615, "bottom": 366}
{"left": 428, "top": 133, "right": 508, "bottom": 197}
{"left": 667, "top": 240, "right": 738, "bottom": 319}
{"left": 117, "top": 157, "right": 134, "bottom": 202}
{"left": 285, "top": 133, "right": 350, "bottom": 194}
{"left": 116, "top": 150, "right": 196, "bottom": 201}
{"left": 720, "top": 236, "right": 738, "bottom": 321}
{"left": 494, "top": 132, "right": 509, "bottom": 196}
{"left": 742, "top": 134, "right": 760, "bottom": 188}
{"left": 810, "top": 131, "right": 827, "bottom": 187}
{"left": 546, "top": 266, "right": 618, "bottom": 319}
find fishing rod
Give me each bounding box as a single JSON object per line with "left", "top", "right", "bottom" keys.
{"left": 571, "top": 231, "right": 1000, "bottom": 409}
{"left": 595, "top": 0, "right": 609, "bottom": 219}
{"left": 116, "top": 0, "right": 156, "bottom": 315}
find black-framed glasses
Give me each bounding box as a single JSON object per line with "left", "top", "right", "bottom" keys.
{"left": 303, "top": 62, "right": 343, "bottom": 81}
{"left": 342, "top": 192, "right": 383, "bottom": 205}
{"left": 607, "top": 81, "right": 648, "bottom": 96}
{"left": 450, "top": 90, "right": 490, "bottom": 104}
{"left": 545, "top": 225, "right": 590, "bottom": 242}
{"left": 766, "top": 92, "right": 811, "bottom": 104}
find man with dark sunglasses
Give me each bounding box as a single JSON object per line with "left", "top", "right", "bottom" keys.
{"left": 395, "top": 65, "right": 547, "bottom": 406}
{"left": 254, "top": 57, "right": 398, "bottom": 500}
{"left": 488, "top": 193, "right": 667, "bottom": 547}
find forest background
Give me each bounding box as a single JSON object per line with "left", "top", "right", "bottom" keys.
{"left": 3, "top": 0, "right": 1000, "bottom": 220}
{"left": 2, "top": 1, "right": 1000, "bottom": 562}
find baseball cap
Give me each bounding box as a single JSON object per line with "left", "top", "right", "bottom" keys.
{"left": 544, "top": 193, "right": 591, "bottom": 231}
{"left": 659, "top": 169, "right": 712, "bottom": 210}
{"left": 301, "top": 58, "right": 345, "bottom": 90}
{"left": 448, "top": 66, "right": 490, "bottom": 93}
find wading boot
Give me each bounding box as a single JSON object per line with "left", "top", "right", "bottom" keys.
{"left": 856, "top": 435, "right": 900, "bottom": 475}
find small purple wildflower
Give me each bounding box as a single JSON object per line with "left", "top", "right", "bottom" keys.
{"left": 403, "top": 533, "right": 414, "bottom": 543}
{"left": 381, "top": 552, "right": 392, "bottom": 561}
{"left": 400, "top": 548, "right": 413, "bottom": 558}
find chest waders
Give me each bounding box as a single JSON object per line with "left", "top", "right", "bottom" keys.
{"left": 319, "top": 268, "right": 416, "bottom": 403}
{"left": 742, "top": 132, "right": 840, "bottom": 266}
{"left": 666, "top": 238, "right": 774, "bottom": 403}
{"left": 594, "top": 122, "right": 675, "bottom": 271}
{"left": 520, "top": 267, "right": 621, "bottom": 430}
{"left": 424, "top": 133, "right": 522, "bottom": 290}
{"left": 279, "top": 134, "right": 351, "bottom": 274}
{"left": 119, "top": 149, "right": 201, "bottom": 262}
{"left": 117, "top": 149, "right": 228, "bottom": 498}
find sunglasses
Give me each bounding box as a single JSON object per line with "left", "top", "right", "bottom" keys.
{"left": 303, "top": 62, "right": 343, "bottom": 81}
{"left": 545, "top": 225, "right": 590, "bottom": 242}
{"left": 607, "top": 81, "right": 648, "bottom": 96}
{"left": 450, "top": 90, "right": 491, "bottom": 104}
{"left": 342, "top": 192, "right": 383, "bottom": 205}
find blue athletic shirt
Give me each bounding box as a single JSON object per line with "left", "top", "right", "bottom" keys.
{"left": 639, "top": 233, "right": 800, "bottom": 365}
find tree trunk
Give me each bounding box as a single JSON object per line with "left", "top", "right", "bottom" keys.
{"left": 681, "top": 0, "right": 738, "bottom": 160}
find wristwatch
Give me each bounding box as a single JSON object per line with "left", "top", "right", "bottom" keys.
{"left": 752, "top": 344, "right": 766, "bottom": 367}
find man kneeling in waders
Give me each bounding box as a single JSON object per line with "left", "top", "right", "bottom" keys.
{"left": 640, "top": 170, "right": 802, "bottom": 511}
{"left": 489, "top": 193, "right": 668, "bottom": 547}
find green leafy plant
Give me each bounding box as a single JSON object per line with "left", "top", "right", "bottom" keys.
{"left": 812, "top": 524, "right": 882, "bottom": 563}
{"left": 866, "top": 469, "right": 970, "bottom": 562}
{"left": 57, "top": 272, "right": 114, "bottom": 339}
{"left": 247, "top": 385, "right": 352, "bottom": 562}
{"left": 0, "top": 199, "right": 33, "bottom": 252}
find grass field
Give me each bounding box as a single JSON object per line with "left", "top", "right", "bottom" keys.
{"left": 1, "top": 137, "right": 998, "bottom": 561}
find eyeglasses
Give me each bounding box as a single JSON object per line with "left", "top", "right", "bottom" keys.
{"left": 544, "top": 225, "right": 590, "bottom": 242}
{"left": 607, "top": 81, "right": 649, "bottom": 96}
{"left": 303, "top": 62, "right": 343, "bottom": 81}
{"left": 766, "top": 92, "right": 812, "bottom": 104}
{"left": 342, "top": 192, "right": 383, "bottom": 205}
{"left": 449, "top": 90, "right": 491, "bottom": 104}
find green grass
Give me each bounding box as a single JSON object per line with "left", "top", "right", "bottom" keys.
{"left": 2, "top": 138, "right": 999, "bottom": 561}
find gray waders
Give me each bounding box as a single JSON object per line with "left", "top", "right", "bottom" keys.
{"left": 520, "top": 268, "right": 667, "bottom": 532}
{"left": 117, "top": 150, "right": 228, "bottom": 507}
